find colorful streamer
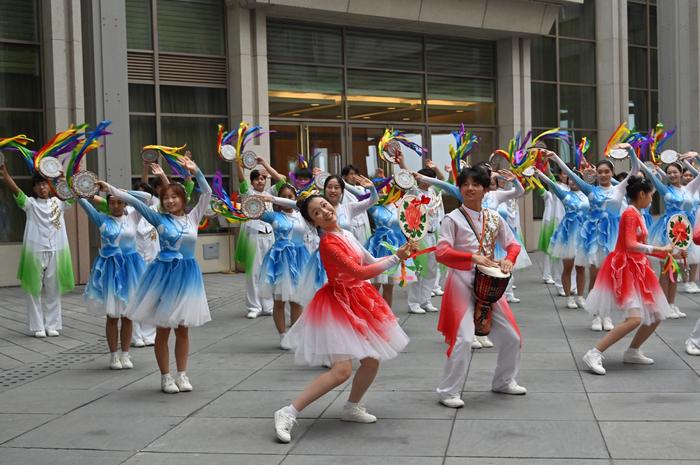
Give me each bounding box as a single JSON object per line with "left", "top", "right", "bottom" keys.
{"left": 448, "top": 124, "right": 479, "bottom": 182}
{"left": 65, "top": 121, "right": 111, "bottom": 188}
{"left": 142, "top": 144, "right": 189, "bottom": 178}
{"left": 603, "top": 122, "right": 632, "bottom": 157}
{"left": 33, "top": 125, "right": 88, "bottom": 174}
{"left": 378, "top": 129, "right": 428, "bottom": 164}
{"left": 575, "top": 136, "right": 591, "bottom": 170}
{"left": 0, "top": 134, "right": 35, "bottom": 172}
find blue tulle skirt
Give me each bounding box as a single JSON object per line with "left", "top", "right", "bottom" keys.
{"left": 365, "top": 226, "right": 405, "bottom": 284}
{"left": 581, "top": 210, "right": 619, "bottom": 267}
{"left": 84, "top": 251, "right": 145, "bottom": 318}
{"left": 548, "top": 213, "right": 582, "bottom": 260}
{"left": 125, "top": 257, "right": 210, "bottom": 328}
{"left": 309, "top": 248, "right": 327, "bottom": 289}
{"left": 258, "top": 239, "right": 311, "bottom": 303}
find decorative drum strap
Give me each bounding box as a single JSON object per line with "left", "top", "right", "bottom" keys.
{"left": 458, "top": 206, "right": 487, "bottom": 257}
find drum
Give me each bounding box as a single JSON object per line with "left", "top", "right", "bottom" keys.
{"left": 38, "top": 157, "right": 62, "bottom": 179}
{"left": 393, "top": 169, "right": 416, "bottom": 190}
{"left": 54, "top": 180, "right": 74, "bottom": 201}
{"left": 472, "top": 264, "right": 511, "bottom": 336}
{"left": 242, "top": 150, "right": 258, "bottom": 169}
{"left": 72, "top": 170, "right": 99, "bottom": 198}
{"left": 141, "top": 149, "right": 160, "bottom": 163}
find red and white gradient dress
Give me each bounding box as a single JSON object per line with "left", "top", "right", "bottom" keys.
{"left": 283, "top": 230, "right": 409, "bottom": 366}
{"left": 585, "top": 206, "right": 672, "bottom": 324}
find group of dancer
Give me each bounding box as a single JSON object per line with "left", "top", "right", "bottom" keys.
{"left": 2, "top": 123, "right": 700, "bottom": 445}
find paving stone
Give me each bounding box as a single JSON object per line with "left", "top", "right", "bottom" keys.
{"left": 590, "top": 393, "right": 700, "bottom": 421}
{"left": 0, "top": 413, "right": 56, "bottom": 444}
{"left": 600, "top": 421, "right": 700, "bottom": 460}
{"left": 0, "top": 448, "right": 130, "bottom": 465}
{"left": 123, "top": 452, "right": 283, "bottom": 465}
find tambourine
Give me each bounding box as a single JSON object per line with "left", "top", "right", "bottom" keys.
{"left": 242, "top": 150, "right": 258, "bottom": 169}
{"left": 382, "top": 139, "right": 402, "bottom": 164}
{"left": 393, "top": 169, "right": 416, "bottom": 190}
{"left": 219, "top": 144, "right": 236, "bottom": 162}
{"left": 398, "top": 194, "right": 428, "bottom": 242}
{"left": 521, "top": 166, "right": 535, "bottom": 177}
{"left": 241, "top": 196, "right": 265, "bottom": 219}
{"left": 38, "top": 157, "right": 63, "bottom": 179}
{"left": 141, "top": 149, "right": 160, "bottom": 163}
{"left": 54, "top": 179, "right": 74, "bottom": 201}
{"left": 71, "top": 170, "right": 99, "bottom": 198}
{"left": 608, "top": 148, "right": 628, "bottom": 160}
{"left": 0, "top": 150, "right": 5, "bottom": 167}
{"left": 660, "top": 150, "right": 679, "bottom": 164}
{"left": 314, "top": 172, "right": 330, "bottom": 190}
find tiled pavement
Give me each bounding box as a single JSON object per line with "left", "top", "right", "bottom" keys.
{"left": 0, "top": 254, "right": 699, "bottom": 465}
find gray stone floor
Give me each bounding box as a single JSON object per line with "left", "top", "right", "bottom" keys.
{"left": 1, "top": 253, "right": 699, "bottom": 464}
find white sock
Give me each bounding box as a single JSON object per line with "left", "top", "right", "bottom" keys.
{"left": 591, "top": 348, "right": 602, "bottom": 355}
{"left": 344, "top": 401, "right": 358, "bottom": 409}
{"left": 177, "top": 371, "right": 186, "bottom": 378}
{"left": 110, "top": 352, "right": 118, "bottom": 359}
{"left": 121, "top": 351, "right": 129, "bottom": 357}
{"left": 283, "top": 404, "right": 299, "bottom": 417}
{"left": 161, "top": 373, "right": 172, "bottom": 380}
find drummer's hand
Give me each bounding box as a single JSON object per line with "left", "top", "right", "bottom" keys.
{"left": 356, "top": 175, "right": 374, "bottom": 188}
{"left": 181, "top": 157, "right": 197, "bottom": 173}
{"left": 499, "top": 259, "right": 514, "bottom": 274}
{"left": 471, "top": 254, "right": 499, "bottom": 268}
{"left": 396, "top": 243, "right": 412, "bottom": 260}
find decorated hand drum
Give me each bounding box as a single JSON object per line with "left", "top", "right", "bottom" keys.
{"left": 398, "top": 194, "right": 429, "bottom": 242}
{"left": 473, "top": 264, "right": 511, "bottom": 336}
{"left": 667, "top": 213, "right": 691, "bottom": 250}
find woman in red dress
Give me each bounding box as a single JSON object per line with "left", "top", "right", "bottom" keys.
{"left": 273, "top": 194, "right": 413, "bottom": 443}
{"left": 583, "top": 174, "right": 674, "bottom": 375}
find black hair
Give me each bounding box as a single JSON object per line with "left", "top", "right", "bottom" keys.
{"left": 626, "top": 176, "right": 654, "bottom": 201}
{"left": 457, "top": 165, "right": 491, "bottom": 189}
{"left": 277, "top": 183, "right": 297, "bottom": 198}
{"left": 151, "top": 176, "right": 167, "bottom": 190}
{"left": 417, "top": 167, "right": 437, "bottom": 178}
{"left": 614, "top": 172, "right": 628, "bottom": 182}
{"left": 324, "top": 174, "right": 345, "bottom": 193}
{"left": 665, "top": 162, "right": 683, "bottom": 174}
{"left": 294, "top": 166, "right": 312, "bottom": 180}
{"left": 250, "top": 169, "right": 266, "bottom": 183}
{"left": 341, "top": 164, "right": 359, "bottom": 177}
{"left": 596, "top": 159, "right": 615, "bottom": 172}
{"left": 132, "top": 181, "right": 155, "bottom": 195}
{"left": 31, "top": 174, "right": 48, "bottom": 188}
{"left": 299, "top": 194, "right": 327, "bottom": 224}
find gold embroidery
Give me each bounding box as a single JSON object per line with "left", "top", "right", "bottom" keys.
{"left": 481, "top": 209, "right": 500, "bottom": 259}
{"left": 49, "top": 199, "right": 62, "bottom": 230}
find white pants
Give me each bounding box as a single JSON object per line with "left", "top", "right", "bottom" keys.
{"left": 27, "top": 251, "right": 62, "bottom": 332}
{"left": 436, "top": 305, "right": 521, "bottom": 398}
{"left": 688, "top": 318, "right": 700, "bottom": 349}
{"left": 542, "top": 255, "right": 553, "bottom": 280}
{"left": 246, "top": 231, "right": 274, "bottom": 315}
{"left": 132, "top": 321, "right": 156, "bottom": 344}
{"left": 433, "top": 265, "right": 442, "bottom": 291}
{"left": 551, "top": 258, "right": 563, "bottom": 288}
{"left": 408, "top": 234, "right": 438, "bottom": 309}
{"left": 505, "top": 273, "right": 516, "bottom": 299}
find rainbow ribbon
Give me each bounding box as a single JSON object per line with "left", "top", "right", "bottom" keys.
{"left": 663, "top": 254, "right": 683, "bottom": 283}
{"left": 211, "top": 170, "right": 236, "bottom": 213}
{"left": 448, "top": 124, "right": 479, "bottom": 182}
{"left": 33, "top": 125, "right": 88, "bottom": 174}
{"left": 648, "top": 123, "right": 676, "bottom": 165}
{"left": 575, "top": 136, "right": 591, "bottom": 170}
{"left": 142, "top": 144, "right": 189, "bottom": 178}
{"left": 66, "top": 121, "right": 111, "bottom": 188}
{"left": 217, "top": 122, "right": 272, "bottom": 162}
{"left": 209, "top": 171, "right": 248, "bottom": 223}
{"left": 378, "top": 129, "right": 428, "bottom": 164}
{"left": 604, "top": 122, "right": 632, "bottom": 157}
{"left": 0, "top": 134, "right": 35, "bottom": 172}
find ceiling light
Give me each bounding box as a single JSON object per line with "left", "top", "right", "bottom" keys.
{"left": 387, "top": 107, "right": 396, "bottom": 110}
{"left": 402, "top": 117, "right": 410, "bottom": 121}
{"left": 310, "top": 103, "right": 320, "bottom": 107}
{"left": 362, "top": 116, "right": 370, "bottom": 119}
{"left": 292, "top": 113, "right": 301, "bottom": 116}
{"left": 456, "top": 110, "right": 464, "bottom": 113}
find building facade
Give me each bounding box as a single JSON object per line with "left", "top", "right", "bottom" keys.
{"left": 0, "top": 0, "right": 695, "bottom": 287}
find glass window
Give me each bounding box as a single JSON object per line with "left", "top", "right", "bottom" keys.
{"left": 559, "top": 40, "right": 595, "bottom": 84}
{"left": 267, "top": 22, "right": 341, "bottom": 65}
{"left": 0, "top": 0, "right": 37, "bottom": 42}
{"left": 125, "top": 0, "right": 152, "bottom": 50}
{"left": 628, "top": 47, "right": 648, "bottom": 89}
{"left": 347, "top": 69, "right": 423, "bottom": 122}
{"left": 560, "top": 85, "right": 597, "bottom": 129}
{"left": 129, "top": 115, "right": 156, "bottom": 174}
{"left": 558, "top": 3, "right": 595, "bottom": 40}
{"left": 649, "top": 5, "right": 657, "bottom": 46}
{"left": 531, "top": 83, "right": 558, "bottom": 128}
{"left": 627, "top": 2, "right": 647, "bottom": 46}
{"left": 426, "top": 38, "right": 494, "bottom": 77}
{"left": 628, "top": 89, "right": 649, "bottom": 131}
{"left": 346, "top": 31, "right": 422, "bottom": 71}
{"left": 269, "top": 124, "right": 301, "bottom": 175}
{"left": 160, "top": 86, "right": 226, "bottom": 115}
{"left": 157, "top": 0, "right": 224, "bottom": 55}
{"left": 427, "top": 76, "right": 495, "bottom": 125}
{"left": 531, "top": 36, "right": 556, "bottom": 82}
{"left": 128, "top": 84, "right": 156, "bottom": 113}
{"left": 650, "top": 48, "right": 657, "bottom": 89}
{"left": 0, "top": 43, "right": 42, "bottom": 109}
{"left": 268, "top": 63, "right": 343, "bottom": 119}
{"left": 0, "top": 179, "right": 32, "bottom": 242}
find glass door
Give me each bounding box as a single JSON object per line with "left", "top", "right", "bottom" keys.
{"left": 270, "top": 123, "right": 344, "bottom": 176}
{"left": 349, "top": 125, "right": 426, "bottom": 178}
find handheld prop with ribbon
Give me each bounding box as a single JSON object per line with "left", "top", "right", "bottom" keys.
{"left": 33, "top": 125, "right": 89, "bottom": 178}
{"left": 663, "top": 213, "right": 691, "bottom": 282}
{"left": 647, "top": 123, "right": 676, "bottom": 165}
{"left": 65, "top": 121, "right": 111, "bottom": 191}
{"left": 142, "top": 144, "right": 189, "bottom": 178}
{"left": 448, "top": 124, "right": 479, "bottom": 182}
{"left": 207, "top": 170, "right": 248, "bottom": 226}
{"left": 574, "top": 136, "right": 592, "bottom": 171}
{"left": 0, "top": 135, "right": 35, "bottom": 172}
{"left": 377, "top": 129, "right": 428, "bottom": 164}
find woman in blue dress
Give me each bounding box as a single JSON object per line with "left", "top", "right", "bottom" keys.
{"left": 79, "top": 194, "right": 146, "bottom": 371}
{"left": 546, "top": 147, "right": 640, "bottom": 332}
{"left": 534, "top": 166, "right": 590, "bottom": 309}
{"left": 99, "top": 157, "right": 212, "bottom": 394}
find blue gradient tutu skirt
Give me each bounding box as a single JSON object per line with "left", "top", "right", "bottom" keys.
{"left": 85, "top": 252, "right": 146, "bottom": 318}
{"left": 126, "top": 257, "right": 210, "bottom": 328}
{"left": 581, "top": 211, "right": 619, "bottom": 267}
{"left": 548, "top": 213, "right": 581, "bottom": 260}
{"left": 258, "top": 239, "right": 312, "bottom": 303}
{"left": 365, "top": 225, "right": 405, "bottom": 284}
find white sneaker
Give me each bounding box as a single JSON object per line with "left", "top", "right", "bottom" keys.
{"left": 144, "top": 339, "right": 155, "bottom": 346}
{"left": 433, "top": 287, "right": 444, "bottom": 296}
{"left": 262, "top": 308, "right": 273, "bottom": 315}
{"left": 689, "top": 282, "right": 700, "bottom": 294}
{"left": 340, "top": 404, "right": 377, "bottom": 423}
{"left": 602, "top": 317, "right": 614, "bottom": 331}
{"left": 566, "top": 296, "right": 578, "bottom": 309}
{"left": 430, "top": 291, "right": 435, "bottom": 297}
{"left": 34, "top": 330, "right": 47, "bottom": 338}
{"left": 476, "top": 335, "right": 494, "bottom": 348}
{"left": 46, "top": 329, "right": 59, "bottom": 337}
{"left": 408, "top": 306, "right": 426, "bottom": 314}
{"left": 440, "top": 395, "right": 465, "bottom": 408}
{"left": 506, "top": 296, "right": 521, "bottom": 303}
{"left": 685, "top": 340, "right": 700, "bottom": 356}
{"left": 175, "top": 374, "right": 193, "bottom": 392}
{"left": 622, "top": 348, "right": 654, "bottom": 365}
{"left": 274, "top": 407, "right": 297, "bottom": 443}
{"left": 591, "top": 316, "right": 603, "bottom": 331}
{"left": 109, "top": 354, "right": 122, "bottom": 370}
{"left": 279, "top": 333, "right": 291, "bottom": 350}
{"left": 668, "top": 305, "right": 681, "bottom": 319}
{"left": 583, "top": 349, "right": 606, "bottom": 375}
{"left": 557, "top": 289, "right": 566, "bottom": 297}
{"left": 422, "top": 303, "right": 439, "bottom": 313}
{"left": 576, "top": 296, "right": 586, "bottom": 309}
{"left": 675, "top": 306, "right": 687, "bottom": 318}
{"left": 471, "top": 338, "right": 483, "bottom": 349}
{"left": 246, "top": 310, "right": 260, "bottom": 319}
{"left": 119, "top": 353, "right": 134, "bottom": 369}
{"left": 682, "top": 282, "right": 693, "bottom": 293}
{"left": 161, "top": 374, "right": 179, "bottom": 394}
{"left": 492, "top": 380, "right": 527, "bottom": 395}
{"left": 131, "top": 339, "right": 146, "bottom": 348}
{"left": 543, "top": 277, "right": 555, "bottom": 284}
